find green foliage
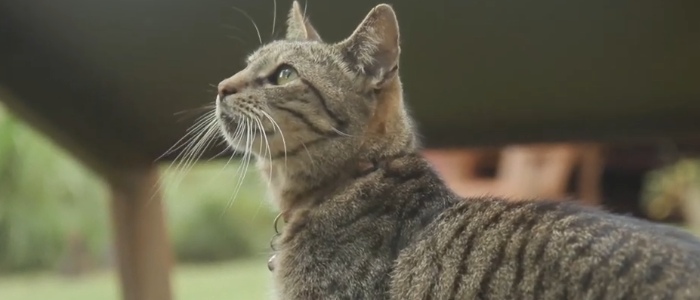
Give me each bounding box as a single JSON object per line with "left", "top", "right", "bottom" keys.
{"left": 0, "top": 104, "right": 277, "bottom": 273}
{"left": 174, "top": 201, "right": 252, "bottom": 262}
{"left": 0, "top": 107, "right": 109, "bottom": 273}
{"left": 0, "top": 258, "right": 270, "bottom": 300}
{"left": 642, "top": 158, "right": 700, "bottom": 221}
{"left": 162, "top": 162, "right": 276, "bottom": 264}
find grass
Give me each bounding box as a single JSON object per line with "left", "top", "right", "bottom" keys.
{"left": 0, "top": 258, "right": 272, "bottom": 300}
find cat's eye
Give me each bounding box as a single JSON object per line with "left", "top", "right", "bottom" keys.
{"left": 271, "top": 65, "right": 299, "bottom": 85}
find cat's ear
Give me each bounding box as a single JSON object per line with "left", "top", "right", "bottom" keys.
{"left": 337, "top": 4, "right": 400, "bottom": 89}
{"left": 285, "top": 1, "right": 322, "bottom": 42}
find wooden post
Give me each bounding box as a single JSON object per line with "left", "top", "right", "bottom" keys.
{"left": 109, "top": 165, "right": 173, "bottom": 300}
{"left": 577, "top": 144, "right": 604, "bottom": 206}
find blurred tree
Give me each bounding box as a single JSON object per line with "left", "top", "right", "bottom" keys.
{"left": 0, "top": 104, "right": 281, "bottom": 274}
{"left": 162, "top": 162, "right": 275, "bottom": 264}
{"left": 642, "top": 158, "right": 700, "bottom": 232}
{"left": 0, "top": 106, "right": 109, "bottom": 273}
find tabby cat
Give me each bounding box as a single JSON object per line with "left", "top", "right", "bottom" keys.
{"left": 212, "top": 1, "right": 700, "bottom": 299}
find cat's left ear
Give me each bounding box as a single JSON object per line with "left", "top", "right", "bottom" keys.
{"left": 336, "top": 4, "right": 400, "bottom": 89}
{"left": 285, "top": 1, "right": 322, "bottom": 42}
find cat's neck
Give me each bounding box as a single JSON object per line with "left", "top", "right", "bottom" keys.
{"left": 258, "top": 147, "right": 417, "bottom": 221}
{"left": 258, "top": 155, "right": 371, "bottom": 216}
{"left": 259, "top": 77, "right": 418, "bottom": 220}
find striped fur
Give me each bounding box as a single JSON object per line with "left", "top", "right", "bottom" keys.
{"left": 213, "top": 2, "right": 700, "bottom": 299}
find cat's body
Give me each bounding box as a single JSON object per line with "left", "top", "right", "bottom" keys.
{"left": 211, "top": 2, "right": 700, "bottom": 299}
{"left": 273, "top": 153, "right": 700, "bottom": 299}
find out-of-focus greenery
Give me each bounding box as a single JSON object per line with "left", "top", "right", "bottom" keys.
{"left": 0, "top": 104, "right": 276, "bottom": 274}
{"left": 162, "top": 162, "right": 276, "bottom": 263}
{"left": 0, "top": 258, "right": 271, "bottom": 300}
{"left": 642, "top": 158, "right": 700, "bottom": 221}
{"left": 0, "top": 106, "right": 109, "bottom": 273}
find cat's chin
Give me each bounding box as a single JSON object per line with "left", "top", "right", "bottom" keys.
{"left": 217, "top": 124, "right": 280, "bottom": 159}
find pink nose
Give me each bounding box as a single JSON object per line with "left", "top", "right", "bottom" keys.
{"left": 218, "top": 81, "right": 239, "bottom": 99}
{"left": 217, "top": 73, "right": 249, "bottom": 99}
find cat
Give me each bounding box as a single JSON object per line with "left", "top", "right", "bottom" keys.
{"left": 212, "top": 1, "right": 700, "bottom": 299}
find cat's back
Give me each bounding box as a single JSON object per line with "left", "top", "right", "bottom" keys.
{"left": 391, "top": 197, "right": 700, "bottom": 300}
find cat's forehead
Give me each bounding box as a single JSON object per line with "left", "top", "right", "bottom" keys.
{"left": 245, "top": 40, "right": 338, "bottom": 68}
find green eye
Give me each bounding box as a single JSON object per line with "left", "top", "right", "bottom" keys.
{"left": 273, "top": 65, "right": 298, "bottom": 85}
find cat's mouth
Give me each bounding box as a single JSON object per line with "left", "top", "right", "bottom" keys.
{"left": 217, "top": 110, "right": 275, "bottom": 138}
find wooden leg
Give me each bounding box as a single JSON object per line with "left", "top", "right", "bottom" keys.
{"left": 536, "top": 144, "right": 578, "bottom": 199}
{"left": 577, "top": 144, "right": 604, "bottom": 206}
{"left": 109, "top": 165, "right": 173, "bottom": 300}
{"left": 423, "top": 149, "right": 499, "bottom": 198}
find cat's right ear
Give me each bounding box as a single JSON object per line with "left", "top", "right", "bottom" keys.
{"left": 336, "top": 4, "right": 400, "bottom": 89}
{"left": 285, "top": 1, "right": 322, "bottom": 42}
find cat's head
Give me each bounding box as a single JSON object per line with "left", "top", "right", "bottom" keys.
{"left": 216, "top": 1, "right": 415, "bottom": 170}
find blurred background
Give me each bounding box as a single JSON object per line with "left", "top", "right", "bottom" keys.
{"left": 0, "top": 103, "right": 276, "bottom": 299}
{"left": 0, "top": 0, "right": 699, "bottom": 299}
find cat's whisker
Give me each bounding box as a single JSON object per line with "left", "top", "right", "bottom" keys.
{"left": 157, "top": 111, "right": 215, "bottom": 161}
{"left": 173, "top": 105, "right": 216, "bottom": 117}
{"left": 261, "top": 110, "right": 288, "bottom": 169}
{"left": 253, "top": 115, "right": 273, "bottom": 180}
{"left": 303, "top": 0, "right": 309, "bottom": 19}
{"left": 271, "top": 0, "right": 278, "bottom": 39}
{"left": 254, "top": 118, "right": 266, "bottom": 148}
{"left": 217, "top": 150, "right": 240, "bottom": 220}
{"left": 213, "top": 118, "right": 248, "bottom": 195}
{"left": 330, "top": 126, "right": 355, "bottom": 138}
{"left": 146, "top": 111, "right": 206, "bottom": 203}
{"left": 221, "top": 24, "right": 251, "bottom": 46}
{"left": 185, "top": 117, "right": 219, "bottom": 166}
{"left": 179, "top": 117, "right": 217, "bottom": 168}
{"left": 251, "top": 114, "right": 274, "bottom": 221}
{"left": 174, "top": 106, "right": 217, "bottom": 122}
{"left": 162, "top": 122, "right": 214, "bottom": 191}
{"left": 226, "top": 117, "right": 254, "bottom": 211}
{"left": 221, "top": 24, "right": 247, "bottom": 35}
{"left": 209, "top": 117, "right": 256, "bottom": 213}
{"left": 171, "top": 116, "right": 219, "bottom": 189}
{"left": 159, "top": 112, "right": 217, "bottom": 202}
{"left": 231, "top": 6, "right": 263, "bottom": 45}
{"left": 226, "top": 35, "right": 249, "bottom": 46}
{"left": 224, "top": 129, "right": 248, "bottom": 211}
{"left": 153, "top": 110, "right": 215, "bottom": 199}
{"left": 299, "top": 140, "right": 318, "bottom": 172}
{"left": 205, "top": 142, "right": 230, "bottom": 162}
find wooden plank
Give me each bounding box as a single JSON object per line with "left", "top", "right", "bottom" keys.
{"left": 109, "top": 165, "right": 173, "bottom": 300}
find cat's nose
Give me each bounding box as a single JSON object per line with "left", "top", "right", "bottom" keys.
{"left": 217, "top": 74, "right": 247, "bottom": 99}
{"left": 218, "top": 81, "right": 238, "bottom": 99}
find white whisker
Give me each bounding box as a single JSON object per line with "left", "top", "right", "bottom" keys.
{"left": 156, "top": 112, "right": 215, "bottom": 161}
{"left": 231, "top": 6, "right": 263, "bottom": 45}
{"left": 213, "top": 119, "right": 247, "bottom": 186}
{"left": 271, "top": 0, "right": 278, "bottom": 38}
{"left": 251, "top": 114, "right": 274, "bottom": 221}
{"left": 300, "top": 140, "right": 318, "bottom": 171}
{"left": 206, "top": 145, "right": 231, "bottom": 162}
{"left": 226, "top": 35, "right": 249, "bottom": 46}
{"left": 153, "top": 110, "right": 218, "bottom": 206}
{"left": 303, "top": 0, "right": 309, "bottom": 19}
{"left": 254, "top": 115, "right": 274, "bottom": 182}
{"left": 261, "top": 110, "right": 288, "bottom": 170}
{"left": 165, "top": 113, "right": 216, "bottom": 180}
{"left": 171, "top": 116, "right": 219, "bottom": 188}
{"left": 226, "top": 117, "right": 254, "bottom": 212}
{"left": 331, "top": 126, "right": 356, "bottom": 137}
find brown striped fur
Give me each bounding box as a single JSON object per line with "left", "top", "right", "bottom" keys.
{"left": 213, "top": 2, "right": 700, "bottom": 299}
